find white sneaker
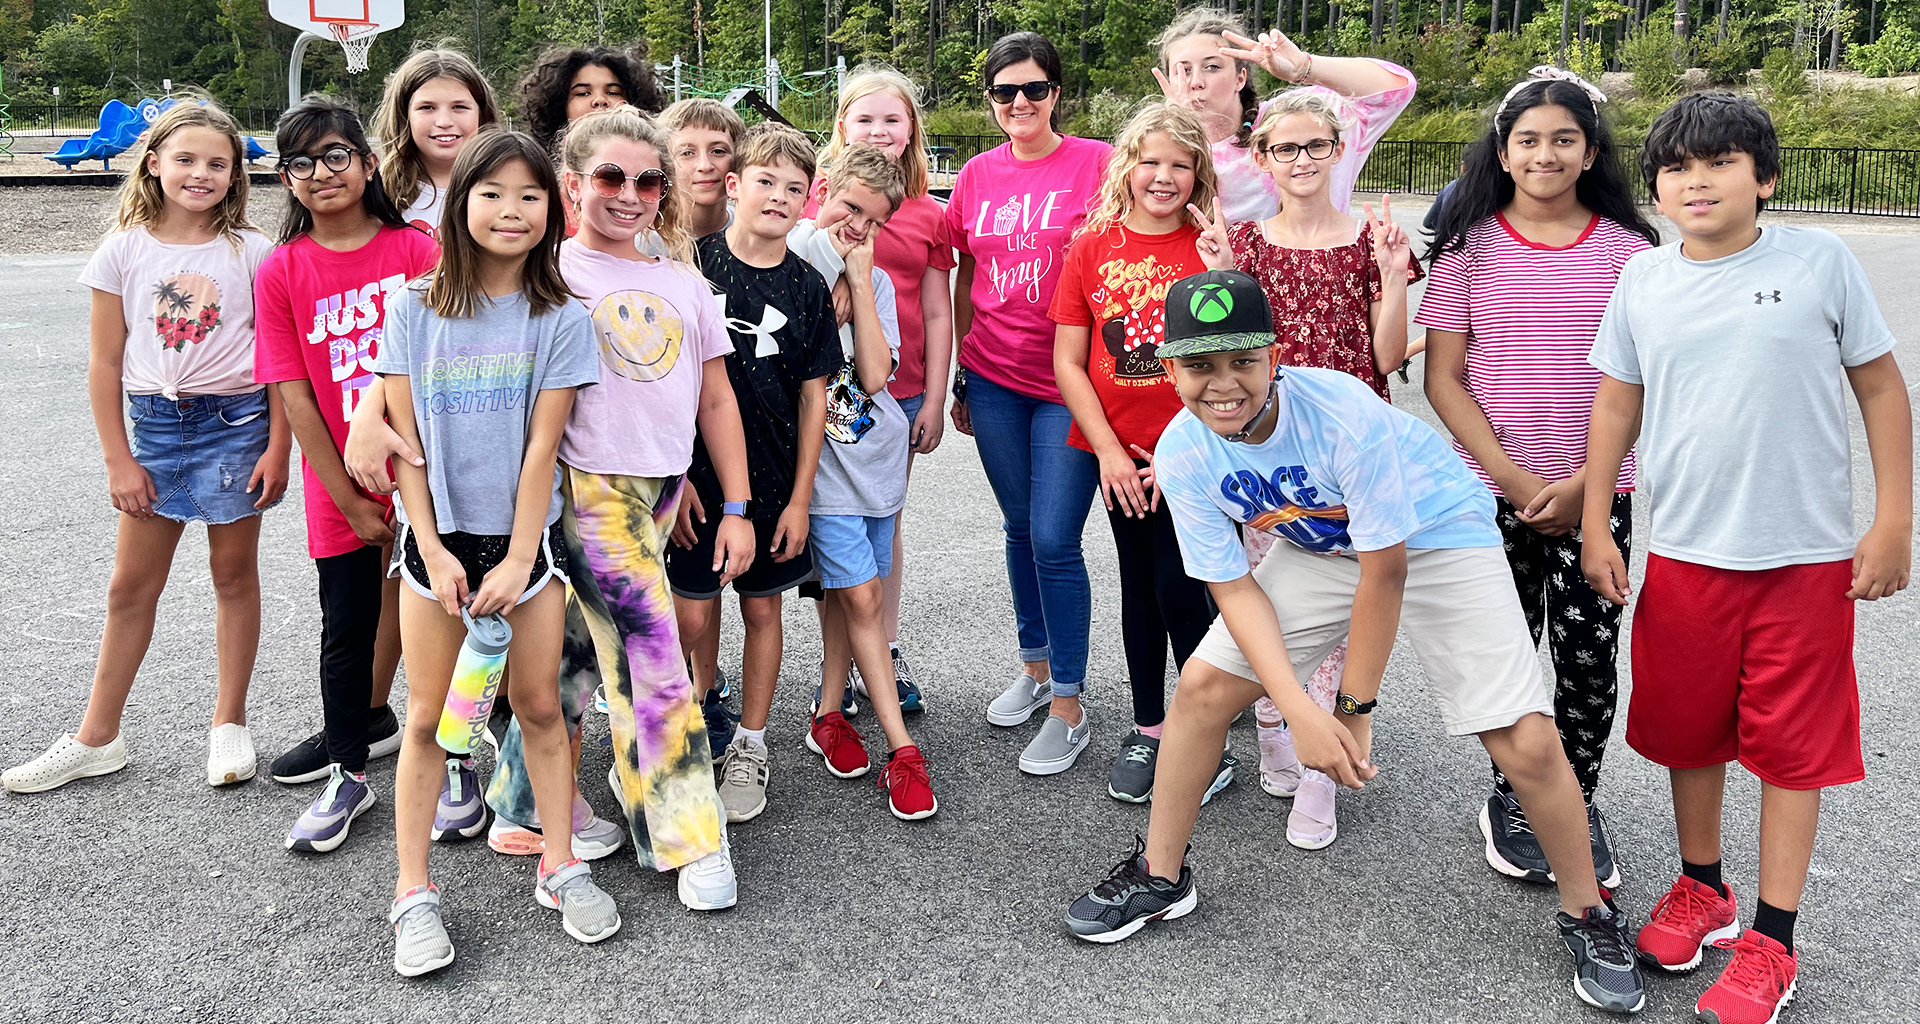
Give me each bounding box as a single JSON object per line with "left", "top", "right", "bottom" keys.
{"left": 572, "top": 808, "right": 626, "bottom": 861}
{"left": 1256, "top": 723, "right": 1302, "bottom": 798}
{"left": 3, "top": 734, "right": 128, "bottom": 794}
{"left": 606, "top": 765, "right": 626, "bottom": 813}
{"left": 207, "top": 723, "right": 256, "bottom": 786}
{"left": 677, "top": 826, "right": 738, "bottom": 910}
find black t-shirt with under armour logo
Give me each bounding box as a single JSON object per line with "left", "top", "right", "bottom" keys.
{"left": 688, "top": 232, "right": 842, "bottom": 521}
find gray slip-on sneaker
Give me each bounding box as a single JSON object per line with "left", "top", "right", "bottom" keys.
{"left": 987, "top": 672, "right": 1051, "bottom": 727}
{"left": 1019, "top": 712, "right": 1092, "bottom": 776}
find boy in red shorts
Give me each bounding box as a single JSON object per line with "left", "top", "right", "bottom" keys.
{"left": 1583, "top": 91, "right": 1911, "bottom": 1024}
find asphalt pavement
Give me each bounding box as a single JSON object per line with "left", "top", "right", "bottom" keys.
{"left": 1, "top": 212, "right": 1916, "bottom": 1024}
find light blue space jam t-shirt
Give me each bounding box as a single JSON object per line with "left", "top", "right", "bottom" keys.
{"left": 1157, "top": 366, "right": 1500, "bottom": 582}
{"left": 374, "top": 279, "right": 599, "bottom": 536}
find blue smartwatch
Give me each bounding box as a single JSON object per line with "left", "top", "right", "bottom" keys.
{"left": 722, "top": 500, "right": 749, "bottom": 518}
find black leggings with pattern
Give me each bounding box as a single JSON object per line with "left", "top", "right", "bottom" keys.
{"left": 1490, "top": 492, "right": 1633, "bottom": 803}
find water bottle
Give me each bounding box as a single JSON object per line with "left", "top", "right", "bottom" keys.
{"left": 436, "top": 608, "right": 512, "bottom": 755}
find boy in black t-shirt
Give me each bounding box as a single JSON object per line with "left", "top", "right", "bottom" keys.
{"left": 669, "top": 123, "right": 841, "bottom": 795}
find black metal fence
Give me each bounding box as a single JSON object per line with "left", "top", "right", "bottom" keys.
{"left": 4, "top": 104, "right": 286, "bottom": 135}
{"left": 927, "top": 134, "right": 1920, "bottom": 219}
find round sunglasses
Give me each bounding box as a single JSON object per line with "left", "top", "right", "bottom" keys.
{"left": 588, "top": 164, "right": 669, "bottom": 201}
{"left": 985, "top": 80, "right": 1058, "bottom": 105}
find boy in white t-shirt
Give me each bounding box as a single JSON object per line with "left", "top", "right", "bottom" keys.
{"left": 1583, "top": 91, "right": 1910, "bottom": 1024}
{"left": 1062, "top": 269, "right": 1647, "bottom": 1016}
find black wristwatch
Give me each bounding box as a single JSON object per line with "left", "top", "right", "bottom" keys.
{"left": 1336, "top": 693, "right": 1376, "bottom": 716}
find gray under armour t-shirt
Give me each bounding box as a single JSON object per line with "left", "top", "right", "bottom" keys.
{"left": 374, "top": 280, "right": 600, "bottom": 536}
{"left": 1588, "top": 225, "right": 1896, "bottom": 570}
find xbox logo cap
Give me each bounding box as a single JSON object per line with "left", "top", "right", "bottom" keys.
{"left": 1156, "top": 269, "right": 1276, "bottom": 359}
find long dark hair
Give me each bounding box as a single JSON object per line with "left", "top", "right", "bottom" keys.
{"left": 1427, "top": 79, "right": 1659, "bottom": 259}
{"left": 982, "top": 32, "right": 1063, "bottom": 133}
{"left": 516, "top": 45, "right": 664, "bottom": 154}
{"left": 424, "top": 129, "right": 574, "bottom": 319}
{"left": 272, "top": 93, "right": 410, "bottom": 244}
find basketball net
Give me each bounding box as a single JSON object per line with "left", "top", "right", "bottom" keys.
{"left": 329, "top": 21, "right": 376, "bottom": 73}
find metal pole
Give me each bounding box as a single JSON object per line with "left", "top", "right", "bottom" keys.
{"left": 674, "top": 55, "right": 683, "bottom": 102}
{"left": 765, "top": 0, "right": 774, "bottom": 103}
{"left": 288, "top": 32, "right": 322, "bottom": 108}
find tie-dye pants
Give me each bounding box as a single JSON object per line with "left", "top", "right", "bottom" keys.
{"left": 485, "top": 467, "right": 723, "bottom": 871}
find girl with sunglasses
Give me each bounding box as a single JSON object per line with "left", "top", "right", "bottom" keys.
{"left": 497, "top": 105, "right": 748, "bottom": 909}
{"left": 944, "top": 32, "right": 1112, "bottom": 774}
{"left": 1223, "top": 91, "right": 1420, "bottom": 852}
{"left": 1152, "top": 12, "right": 1414, "bottom": 222}
{"left": 252, "top": 95, "right": 439, "bottom": 853}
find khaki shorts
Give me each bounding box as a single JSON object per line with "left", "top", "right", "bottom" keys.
{"left": 1190, "top": 542, "right": 1552, "bottom": 736}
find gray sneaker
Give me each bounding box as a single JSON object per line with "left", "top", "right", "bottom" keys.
{"left": 390, "top": 885, "right": 455, "bottom": 977}
{"left": 1107, "top": 731, "right": 1159, "bottom": 803}
{"left": 1019, "top": 712, "right": 1092, "bottom": 775}
{"left": 717, "top": 734, "right": 770, "bottom": 823}
{"left": 987, "top": 672, "right": 1051, "bottom": 727}
{"left": 535, "top": 858, "right": 622, "bottom": 943}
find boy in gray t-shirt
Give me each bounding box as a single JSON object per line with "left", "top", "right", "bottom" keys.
{"left": 1581, "top": 92, "right": 1910, "bottom": 1023}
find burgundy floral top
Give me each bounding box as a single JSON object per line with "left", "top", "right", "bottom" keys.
{"left": 1227, "top": 219, "right": 1424, "bottom": 401}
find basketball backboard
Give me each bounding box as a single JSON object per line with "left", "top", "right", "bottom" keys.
{"left": 270, "top": 0, "right": 402, "bottom": 72}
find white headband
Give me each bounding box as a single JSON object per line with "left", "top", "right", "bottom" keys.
{"left": 1495, "top": 65, "right": 1607, "bottom": 121}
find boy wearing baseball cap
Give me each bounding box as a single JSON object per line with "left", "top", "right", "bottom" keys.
{"left": 1062, "top": 270, "right": 1648, "bottom": 1015}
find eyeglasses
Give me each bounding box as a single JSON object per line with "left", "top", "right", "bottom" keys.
{"left": 588, "top": 163, "right": 669, "bottom": 201}
{"left": 985, "top": 80, "right": 1058, "bottom": 105}
{"left": 282, "top": 145, "right": 360, "bottom": 180}
{"left": 1263, "top": 139, "right": 1338, "bottom": 162}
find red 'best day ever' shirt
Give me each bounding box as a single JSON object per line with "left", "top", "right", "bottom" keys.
{"left": 253, "top": 225, "right": 440, "bottom": 558}
{"left": 1048, "top": 222, "right": 1206, "bottom": 454}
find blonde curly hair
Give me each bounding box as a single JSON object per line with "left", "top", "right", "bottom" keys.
{"left": 1078, "top": 102, "right": 1219, "bottom": 242}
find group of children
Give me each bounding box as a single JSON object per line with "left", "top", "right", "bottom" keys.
{"left": 0, "top": 20, "right": 1907, "bottom": 1024}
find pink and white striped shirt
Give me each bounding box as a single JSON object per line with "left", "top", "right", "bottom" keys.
{"left": 1415, "top": 212, "right": 1645, "bottom": 495}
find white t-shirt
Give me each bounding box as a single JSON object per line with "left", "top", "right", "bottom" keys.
{"left": 1589, "top": 225, "right": 1897, "bottom": 571}
{"left": 1157, "top": 366, "right": 1499, "bottom": 583}
{"left": 79, "top": 226, "right": 277, "bottom": 398}
{"left": 402, "top": 185, "right": 446, "bottom": 239}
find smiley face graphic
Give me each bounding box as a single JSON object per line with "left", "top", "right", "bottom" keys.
{"left": 151, "top": 272, "right": 224, "bottom": 352}
{"left": 592, "top": 289, "right": 683, "bottom": 382}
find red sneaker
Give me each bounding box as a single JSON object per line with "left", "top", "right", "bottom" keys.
{"left": 805, "top": 711, "right": 870, "bottom": 779}
{"left": 879, "top": 745, "right": 937, "bottom": 820}
{"left": 1637, "top": 875, "right": 1741, "bottom": 971}
{"left": 1695, "top": 931, "right": 1797, "bottom": 1024}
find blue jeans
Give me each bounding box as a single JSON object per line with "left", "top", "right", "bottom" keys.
{"left": 964, "top": 373, "right": 1097, "bottom": 697}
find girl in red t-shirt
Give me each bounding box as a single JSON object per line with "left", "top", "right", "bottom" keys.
{"left": 1225, "top": 88, "right": 1416, "bottom": 853}
{"left": 803, "top": 67, "right": 957, "bottom": 712}
{"left": 1049, "top": 102, "right": 1235, "bottom": 799}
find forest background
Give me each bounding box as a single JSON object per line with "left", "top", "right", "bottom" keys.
{"left": 2, "top": 0, "right": 1918, "bottom": 148}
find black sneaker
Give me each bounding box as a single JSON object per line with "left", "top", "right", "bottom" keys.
{"left": 366, "top": 705, "right": 402, "bottom": 760}
{"left": 701, "top": 686, "right": 738, "bottom": 760}
{"left": 1107, "top": 731, "right": 1159, "bottom": 803}
{"left": 1590, "top": 803, "right": 1622, "bottom": 889}
{"left": 1558, "top": 900, "right": 1647, "bottom": 1013}
{"left": 1480, "top": 790, "right": 1551, "bottom": 882}
{"left": 1064, "top": 837, "right": 1197, "bottom": 943}
{"left": 270, "top": 730, "right": 330, "bottom": 784}
{"left": 890, "top": 649, "right": 924, "bottom": 713}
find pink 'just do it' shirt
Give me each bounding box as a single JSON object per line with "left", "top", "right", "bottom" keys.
{"left": 946, "top": 135, "right": 1112, "bottom": 403}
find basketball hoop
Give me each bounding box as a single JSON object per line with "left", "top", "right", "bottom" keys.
{"left": 330, "top": 21, "right": 377, "bottom": 73}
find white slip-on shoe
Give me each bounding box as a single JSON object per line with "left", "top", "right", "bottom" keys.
{"left": 3, "top": 734, "right": 129, "bottom": 794}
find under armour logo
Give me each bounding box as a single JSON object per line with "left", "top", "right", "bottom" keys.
{"left": 1754, "top": 290, "right": 1782, "bottom": 304}
{"left": 719, "top": 294, "right": 788, "bottom": 357}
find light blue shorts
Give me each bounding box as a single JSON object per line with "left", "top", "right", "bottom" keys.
{"left": 807, "top": 513, "right": 898, "bottom": 589}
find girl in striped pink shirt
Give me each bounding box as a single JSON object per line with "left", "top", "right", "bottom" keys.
{"left": 1417, "top": 70, "right": 1660, "bottom": 888}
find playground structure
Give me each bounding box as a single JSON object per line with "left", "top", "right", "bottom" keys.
{"left": 42, "top": 97, "right": 271, "bottom": 171}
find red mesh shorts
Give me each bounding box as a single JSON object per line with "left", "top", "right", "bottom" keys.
{"left": 1625, "top": 554, "right": 1864, "bottom": 791}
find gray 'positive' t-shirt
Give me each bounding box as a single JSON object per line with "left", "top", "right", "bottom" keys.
{"left": 790, "top": 220, "right": 910, "bottom": 518}
{"left": 1588, "top": 225, "right": 1897, "bottom": 570}
{"left": 374, "top": 279, "right": 600, "bottom": 536}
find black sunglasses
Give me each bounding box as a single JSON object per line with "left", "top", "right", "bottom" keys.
{"left": 588, "top": 163, "right": 668, "bottom": 201}
{"left": 986, "top": 80, "right": 1058, "bottom": 105}
{"left": 282, "top": 145, "right": 360, "bottom": 180}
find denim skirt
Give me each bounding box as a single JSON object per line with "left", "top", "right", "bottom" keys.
{"left": 128, "top": 389, "right": 277, "bottom": 524}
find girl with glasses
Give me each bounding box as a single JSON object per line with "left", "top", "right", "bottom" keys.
{"left": 1152, "top": 11, "right": 1415, "bottom": 223}
{"left": 944, "top": 32, "right": 1112, "bottom": 775}
{"left": 1223, "top": 90, "right": 1421, "bottom": 851}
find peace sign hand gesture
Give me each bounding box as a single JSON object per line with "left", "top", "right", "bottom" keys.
{"left": 1363, "top": 196, "right": 1411, "bottom": 279}
{"left": 1151, "top": 62, "right": 1196, "bottom": 106}
{"left": 1220, "top": 29, "right": 1311, "bottom": 84}
{"left": 1191, "top": 196, "right": 1234, "bottom": 271}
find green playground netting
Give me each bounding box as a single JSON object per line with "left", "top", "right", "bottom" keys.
{"left": 654, "top": 61, "right": 840, "bottom": 137}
